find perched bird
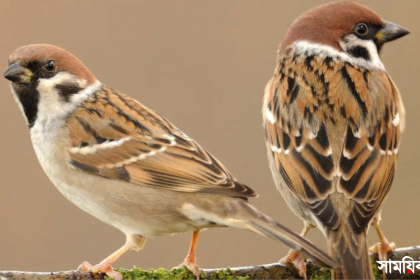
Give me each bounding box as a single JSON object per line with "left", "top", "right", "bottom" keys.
{"left": 263, "top": 2, "right": 408, "bottom": 279}
{"left": 3, "top": 44, "right": 336, "bottom": 280}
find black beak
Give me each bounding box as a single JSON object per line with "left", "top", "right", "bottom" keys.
{"left": 3, "top": 61, "right": 33, "bottom": 83}
{"left": 376, "top": 21, "right": 410, "bottom": 44}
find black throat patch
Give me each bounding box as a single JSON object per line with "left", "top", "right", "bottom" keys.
{"left": 12, "top": 82, "right": 40, "bottom": 128}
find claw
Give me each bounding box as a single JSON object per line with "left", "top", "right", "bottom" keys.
{"left": 175, "top": 230, "right": 201, "bottom": 279}
{"left": 369, "top": 241, "right": 396, "bottom": 262}
{"left": 78, "top": 260, "right": 123, "bottom": 280}
{"left": 174, "top": 262, "right": 202, "bottom": 280}
{"left": 280, "top": 249, "right": 307, "bottom": 279}
{"left": 369, "top": 240, "right": 396, "bottom": 279}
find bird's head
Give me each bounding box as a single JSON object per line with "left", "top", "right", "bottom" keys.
{"left": 279, "top": 1, "right": 409, "bottom": 68}
{"left": 3, "top": 44, "right": 100, "bottom": 127}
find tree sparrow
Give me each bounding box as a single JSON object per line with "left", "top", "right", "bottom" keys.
{"left": 263, "top": 2, "right": 408, "bottom": 279}
{"left": 3, "top": 44, "right": 336, "bottom": 280}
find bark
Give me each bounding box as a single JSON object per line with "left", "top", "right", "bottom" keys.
{"left": 1, "top": 246, "right": 419, "bottom": 279}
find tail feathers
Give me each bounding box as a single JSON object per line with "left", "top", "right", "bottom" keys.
{"left": 234, "top": 201, "right": 337, "bottom": 269}
{"left": 327, "top": 230, "right": 373, "bottom": 279}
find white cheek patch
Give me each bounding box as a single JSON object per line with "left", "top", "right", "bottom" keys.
{"left": 37, "top": 72, "right": 76, "bottom": 95}
{"left": 292, "top": 40, "right": 386, "bottom": 71}
{"left": 36, "top": 75, "right": 101, "bottom": 124}
{"left": 69, "top": 80, "right": 101, "bottom": 107}
{"left": 339, "top": 34, "right": 384, "bottom": 70}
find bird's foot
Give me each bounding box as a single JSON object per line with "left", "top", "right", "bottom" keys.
{"left": 369, "top": 240, "right": 395, "bottom": 279}
{"left": 78, "top": 261, "right": 122, "bottom": 280}
{"left": 174, "top": 260, "right": 201, "bottom": 279}
{"left": 369, "top": 240, "right": 396, "bottom": 262}
{"left": 279, "top": 249, "right": 307, "bottom": 279}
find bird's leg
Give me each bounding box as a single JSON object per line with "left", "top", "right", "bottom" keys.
{"left": 369, "top": 217, "right": 395, "bottom": 280}
{"left": 369, "top": 216, "right": 396, "bottom": 262}
{"left": 78, "top": 235, "right": 146, "bottom": 280}
{"left": 175, "top": 230, "right": 201, "bottom": 279}
{"left": 78, "top": 244, "right": 130, "bottom": 280}
{"left": 279, "top": 224, "right": 314, "bottom": 280}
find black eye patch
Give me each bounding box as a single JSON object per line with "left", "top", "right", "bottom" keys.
{"left": 353, "top": 23, "right": 382, "bottom": 40}
{"left": 26, "top": 60, "right": 57, "bottom": 79}
{"left": 26, "top": 61, "right": 42, "bottom": 76}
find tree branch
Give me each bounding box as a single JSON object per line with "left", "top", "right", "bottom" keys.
{"left": 1, "top": 246, "right": 419, "bottom": 279}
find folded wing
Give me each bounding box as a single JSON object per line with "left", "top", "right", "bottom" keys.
{"left": 68, "top": 86, "right": 256, "bottom": 199}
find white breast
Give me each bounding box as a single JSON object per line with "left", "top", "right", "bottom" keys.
{"left": 26, "top": 80, "right": 201, "bottom": 237}
{"left": 27, "top": 79, "right": 124, "bottom": 231}
{"left": 29, "top": 117, "right": 195, "bottom": 237}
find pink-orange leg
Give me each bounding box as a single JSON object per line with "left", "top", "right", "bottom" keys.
{"left": 369, "top": 216, "right": 396, "bottom": 262}
{"left": 78, "top": 243, "right": 131, "bottom": 280}
{"left": 176, "top": 230, "right": 201, "bottom": 279}
{"left": 279, "top": 224, "right": 313, "bottom": 279}
{"left": 369, "top": 223, "right": 396, "bottom": 279}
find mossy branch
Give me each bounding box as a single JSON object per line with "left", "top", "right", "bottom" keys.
{"left": 1, "top": 246, "right": 419, "bottom": 280}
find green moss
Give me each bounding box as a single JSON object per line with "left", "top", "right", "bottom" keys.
{"left": 307, "top": 266, "right": 331, "bottom": 280}
{"left": 103, "top": 267, "right": 195, "bottom": 280}
{"left": 306, "top": 257, "right": 384, "bottom": 280}
{"left": 105, "top": 266, "right": 249, "bottom": 280}
{"left": 306, "top": 258, "right": 383, "bottom": 280}
{"left": 209, "top": 267, "right": 249, "bottom": 280}
{"left": 371, "top": 257, "right": 383, "bottom": 280}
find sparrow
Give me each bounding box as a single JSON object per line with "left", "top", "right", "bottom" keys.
{"left": 3, "top": 44, "right": 336, "bottom": 280}
{"left": 263, "top": 2, "right": 408, "bottom": 279}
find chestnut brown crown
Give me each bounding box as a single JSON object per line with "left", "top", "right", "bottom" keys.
{"left": 7, "top": 44, "right": 96, "bottom": 85}
{"left": 279, "top": 1, "right": 384, "bottom": 52}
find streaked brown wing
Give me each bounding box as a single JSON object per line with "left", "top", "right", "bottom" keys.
{"left": 67, "top": 86, "right": 256, "bottom": 199}
{"left": 264, "top": 73, "right": 339, "bottom": 230}
{"left": 264, "top": 55, "right": 404, "bottom": 231}
{"left": 338, "top": 74, "right": 404, "bottom": 233}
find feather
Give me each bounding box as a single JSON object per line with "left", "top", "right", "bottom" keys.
{"left": 68, "top": 86, "right": 257, "bottom": 199}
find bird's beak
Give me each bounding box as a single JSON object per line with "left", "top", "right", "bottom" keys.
{"left": 3, "top": 62, "right": 33, "bottom": 84}
{"left": 376, "top": 21, "right": 409, "bottom": 44}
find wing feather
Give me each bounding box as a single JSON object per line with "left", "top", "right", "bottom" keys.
{"left": 67, "top": 86, "right": 256, "bottom": 199}
{"left": 264, "top": 53, "right": 404, "bottom": 232}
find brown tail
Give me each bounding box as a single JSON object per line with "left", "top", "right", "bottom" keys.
{"left": 232, "top": 200, "right": 337, "bottom": 268}
{"left": 327, "top": 229, "right": 373, "bottom": 279}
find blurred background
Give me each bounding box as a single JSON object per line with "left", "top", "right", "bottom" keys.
{"left": 0, "top": 0, "right": 418, "bottom": 273}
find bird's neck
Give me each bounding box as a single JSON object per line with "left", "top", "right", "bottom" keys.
{"left": 280, "top": 40, "right": 385, "bottom": 71}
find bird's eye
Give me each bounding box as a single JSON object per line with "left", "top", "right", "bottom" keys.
{"left": 354, "top": 23, "right": 369, "bottom": 36}
{"left": 45, "top": 60, "right": 56, "bottom": 72}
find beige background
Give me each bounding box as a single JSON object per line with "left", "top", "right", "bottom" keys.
{"left": 0, "top": 0, "right": 418, "bottom": 272}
